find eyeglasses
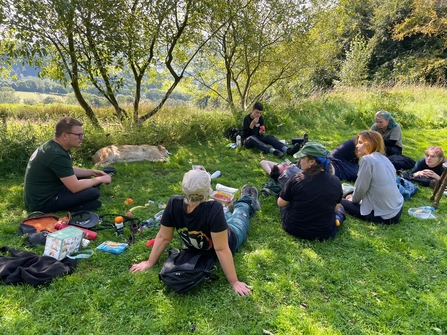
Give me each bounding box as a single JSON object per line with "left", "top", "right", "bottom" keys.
{"left": 66, "top": 132, "right": 85, "bottom": 139}
{"left": 428, "top": 146, "right": 442, "bottom": 152}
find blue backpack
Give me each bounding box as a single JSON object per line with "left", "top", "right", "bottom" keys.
{"left": 396, "top": 176, "right": 418, "bottom": 200}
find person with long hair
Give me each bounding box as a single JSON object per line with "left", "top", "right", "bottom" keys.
{"left": 277, "top": 142, "right": 345, "bottom": 240}
{"left": 410, "top": 146, "right": 446, "bottom": 188}
{"left": 342, "top": 130, "right": 403, "bottom": 224}
{"left": 370, "top": 110, "right": 403, "bottom": 156}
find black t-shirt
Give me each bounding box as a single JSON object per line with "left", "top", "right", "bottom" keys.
{"left": 242, "top": 113, "right": 265, "bottom": 139}
{"left": 279, "top": 171, "right": 342, "bottom": 240}
{"left": 161, "top": 196, "right": 237, "bottom": 251}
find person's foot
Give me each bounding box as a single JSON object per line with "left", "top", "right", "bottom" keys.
{"left": 286, "top": 143, "right": 301, "bottom": 156}
{"left": 250, "top": 186, "right": 261, "bottom": 211}
{"left": 273, "top": 149, "right": 284, "bottom": 158}
{"left": 241, "top": 184, "right": 252, "bottom": 197}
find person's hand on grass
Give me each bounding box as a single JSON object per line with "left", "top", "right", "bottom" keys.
{"left": 129, "top": 260, "right": 152, "bottom": 273}
{"left": 232, "top": 281, "right": 251, "bottom": 296}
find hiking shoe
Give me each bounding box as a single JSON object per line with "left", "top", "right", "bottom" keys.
{"left": 287, "top": 143, "right": 301, "bottom": 156}
{"left": 303, "top": 133, "right": 308, "bottom": 144}
{"left": 241, "top": 184, "right": 252, "bottom": 197}
{"left": 273, "top": 149, "right": 284, "bottom": 158}
{"left": 250, "top": 186, "right": 261, "bottom": 211}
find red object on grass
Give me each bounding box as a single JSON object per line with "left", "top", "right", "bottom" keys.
{"left": 54, "top": 223, "right": 97, "bottom": 240}
{"left": 146, "top": 239, "right": 155, "bottom": 247}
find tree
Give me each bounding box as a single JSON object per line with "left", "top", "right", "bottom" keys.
{"left": 337, "top": 36, "right": 372, "bottom": 87}
{"left": 393, "top": 0, "right": 447, "bottom": 48}
{"left": 188, "top": 0, "right": 309, "bottom": 112}
{"left": 1, "top": 0, "right": 219, "bottom": 126}
{"left": 0, "top": 87, "right": 18, "bottom": 104}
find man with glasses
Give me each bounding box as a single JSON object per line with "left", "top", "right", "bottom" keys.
{"left": 24, "top": 117, "right": 112, "bottom": 212}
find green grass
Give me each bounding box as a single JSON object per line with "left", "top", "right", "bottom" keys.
{"left": 1, "top": 86, "right": 447, "bottom": 335}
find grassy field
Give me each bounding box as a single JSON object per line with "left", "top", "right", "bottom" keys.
{"left": 0, "top": 86, "right": 446, "bottom": 335}
{"left": 12, "top": 91, "right": 64, "bottom": 104}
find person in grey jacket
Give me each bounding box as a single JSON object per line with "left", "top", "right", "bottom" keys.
{"left": 370, "top": 110, "right": 403, "bottom": 156}
{"left": 341, "top": 130, "right": 403, "bottom": 224}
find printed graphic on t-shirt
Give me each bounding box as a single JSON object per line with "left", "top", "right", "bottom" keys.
{"left": 178, "top": 227, "right": 213, "bottom": 250}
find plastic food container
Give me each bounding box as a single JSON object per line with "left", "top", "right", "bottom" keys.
{"left": 408, "top": 208, "right": 433, "bottom": 219}
{"left": 154, "top": 210, "right": 164, "bottom": 222}
{"left": 210, "top": 191, "right": 234, "bottom": 204}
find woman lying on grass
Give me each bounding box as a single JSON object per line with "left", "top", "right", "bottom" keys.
{"left": 410, "top": 146, "right": 446, "bottom": 188}
{"left": 129, "top": 169, "right": 260, "bottom": 296}
{"left": 260, "top": 160, "right": 301, "bottom": 187}
{"left": 277, "top": 142, "right": 345, "bottom": 240}
{"left": 342, "top": 130, "right": 404, "bottom": 224}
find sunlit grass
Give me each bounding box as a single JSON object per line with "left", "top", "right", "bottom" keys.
{"left": 1, "top": 86, "right": 447, "bottom": 334}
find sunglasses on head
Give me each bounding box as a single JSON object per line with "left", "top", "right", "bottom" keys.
{"left": 428, "top": 146, "right": 442, "bottom": 152}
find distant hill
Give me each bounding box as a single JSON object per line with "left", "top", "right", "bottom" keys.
{"left": 11, "top": 64, "right": 40, "bottom": 78}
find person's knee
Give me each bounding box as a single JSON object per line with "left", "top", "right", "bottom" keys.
{"left": 244, "top": 136, "right": 255, "bottom": 148}
{"left": 85, "top": 186, "right": 100, "bottom": 200}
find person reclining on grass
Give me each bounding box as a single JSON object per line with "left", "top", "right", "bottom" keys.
{"left": 129, "top": 169, "right": 261, "bottom": 296}
{"left": 408, "top": 146, "right": 446, "bottom": 188}
{"left": 23, "top": 117, "right": 112, "bottom": 213}
{"left": 242, "top": 102, "right": 290, "bottom": 159}
{"left": 327, "top": 137, "right": 359, "bottom": 182}
{"left": 260, "top": 138, "right": 358, "bottom": 188}
{"left": 260, "top": 159, "right": 302, "bottom": 187}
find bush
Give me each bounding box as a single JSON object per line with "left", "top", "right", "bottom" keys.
{"left": 0, "top": 88, "right": 19, "bottom": 104}
{"left": 23, "top": 98, "right": 37, "bottom": 105}
{"left": 0, "top": 121, "right": 52, "bottom": 176}
{"left": 43, "top": 96, "right": 62, "bottom": 104}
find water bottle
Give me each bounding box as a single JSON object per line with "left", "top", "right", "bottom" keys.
{"left": 236, "top": 135, "right": 241, "bottom": 148}
{"left": 140, "top": 218, "right": 154, "bottom": 231}
{"left": 54, "top": 223, "right": 98, "bottom": 240}
{"left": 114, "top": 217, "right": 124, "bottom": 235}
{"left": 210, "top": 170, "right": 221, "bottom": 179}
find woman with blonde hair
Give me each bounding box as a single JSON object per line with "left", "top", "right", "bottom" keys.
{"left": 342, "top": 130, "right": 403, "bottom": 224}
{"left": 410, "top": 146, "right": 446, "bottom": 188}
{"left": 370, "top": 110, "right": 403, "bottom": 156}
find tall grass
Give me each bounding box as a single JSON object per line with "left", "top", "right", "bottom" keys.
{"left": 1, "top": 86, "right": 447, "bottom": 334}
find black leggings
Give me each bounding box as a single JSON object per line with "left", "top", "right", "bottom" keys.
{"left": 341, "top": 200, "right": 403, "bottom": 224}
{"left": 40, "top": 186, "right": 100, "bottom": 213}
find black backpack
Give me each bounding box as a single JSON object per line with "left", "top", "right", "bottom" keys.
{"left": 226, "top": 128, "right": 243, "bottom": 143}
{"left": 159, "top": 248, "right": 218, "bottom": 293}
